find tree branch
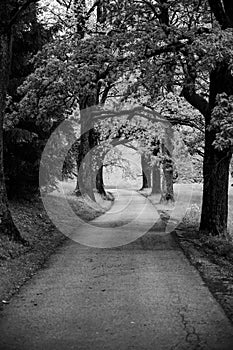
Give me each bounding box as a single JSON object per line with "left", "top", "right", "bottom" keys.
{"left": 179, "top": 51, "right": 209, "bottom": 117}
{"left": 181, "top": 86, "right": 209, "bottom": 118}
{"left": 86, "top": 0, "right": 100, "bottom": 18}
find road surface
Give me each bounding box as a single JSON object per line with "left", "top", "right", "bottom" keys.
{"left": 1, "top": 189, "right": 233, "bottom": 350}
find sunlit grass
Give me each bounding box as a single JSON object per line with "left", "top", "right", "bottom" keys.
{"left": 145, "top": 183, "right": 233, "bottom": 236}
{"left": 174, "top": 183, "right": 233, "bottom": 236}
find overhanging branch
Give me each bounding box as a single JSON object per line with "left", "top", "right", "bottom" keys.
{"left": 181, "top": 86, "right": 209, "bottom": 118}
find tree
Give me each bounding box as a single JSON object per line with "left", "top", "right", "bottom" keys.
{"left": 102, "top": 0, "right": 233, "bottom": 235}
{"left": 93, "top": 109, "right": 169, "bottom": 196}
{"left": 151, "top": 139, "right": 161, "bottom": 194}
{"left": 140, "top": 153, "right": 151, "bottom": 190}
{"left": 4, "top": 3, "right": 54, "bottom": 197}
{"left": 198, "top": 0, "right": 233, "bottom": 236}
{"left": 0, "top": 0, "right": 39, "bottom": 242}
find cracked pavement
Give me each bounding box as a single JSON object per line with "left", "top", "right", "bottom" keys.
{"left": 1, "top": 189, "right": 233, "bottom": 350}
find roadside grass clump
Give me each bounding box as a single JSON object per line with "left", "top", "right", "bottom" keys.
{"left": 180, "top": 202, "right": 233, "bottom": 262}
{"left": 199, "top": 234, "right": 233, "bottom": 262}
{"left": 0, "top": 236, "right": 28, "bottom": 261}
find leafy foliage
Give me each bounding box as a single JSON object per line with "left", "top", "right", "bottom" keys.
{"left": 210, "top": 93, "right": 233, "bottom": 151}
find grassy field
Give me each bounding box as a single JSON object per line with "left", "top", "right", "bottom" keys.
{"left": 173, "top": 183, "right": 233, "bottom": 236}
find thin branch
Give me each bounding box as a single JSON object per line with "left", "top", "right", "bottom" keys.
{"left": 86, "top": 0, "right": 100, "bottom": 18}
{"left": 181, "top": 86, "right": 209, "bottom": 118}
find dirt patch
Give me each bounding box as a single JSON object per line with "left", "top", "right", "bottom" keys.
{"left": 0, "top": 192, "right": 113, "bottom": 304}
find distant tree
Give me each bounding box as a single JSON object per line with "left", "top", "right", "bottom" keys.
{"left": 140, "top": 153, "right": 151, "bottom": 190}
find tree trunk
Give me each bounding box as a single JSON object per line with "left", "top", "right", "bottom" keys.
{"left": 0, "top": 30, "right": 24, "bottom": 242}
{"left": 76, "top": 129, "right": 96, "bottom": 201}
{"left": 93, "top": 147, "right": 107, "bottom": 197}
{"left": 75, "top": 103, "right": 97, "bottom": 201}
{"left": 151, "top": 163, "right": 161, "bottom": 194}
{"left": 200, "top": 64, "right": 233, "bottom": 236}
{"left": 160, "top": 144, "right": 174, "bottom": 203}
{"left": 200, "top": 130, "right": 231, "bottom": 236}
{"left": 160, "top": 159, "right": 174, "bottom": 203}
{"left": 96, "top": 164, "right": 107, "bottom": 197}
{"left": 141, "top": 153, "right": 151, "bottom": 189}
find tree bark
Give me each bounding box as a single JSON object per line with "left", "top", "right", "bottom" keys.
{"left": 140, "top": 153, "right": 151, "bottom": 189}
{"left": 0, "top": 28, "right": 24, "bottom": 242}
{"left": 151, "top": 163, "right": 161, "bottom": 194}
{"left": 160, "top": 144, "right": 174, "bottom": 203}
{"left": 200, "top": 64, "right": 233, "bottom": 236}
{"left": 160, "top": 160, "right": 174, "bottom": 203}
{"left": 75, "top": 107, "right": 96, "bottom": 201}
{"left": 200, "top": 130, "right": 231, "bottom": 236}
{"left": 96, "top": 164, "right": 107, "bottom": 197}
{"left": 198, "top": 1, "right": 233, "bottom": 235}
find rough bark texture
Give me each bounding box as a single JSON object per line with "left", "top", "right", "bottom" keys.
{"left": 75, "top": 106, "right": 96, "bottom": 201}
{"left": 151, "top": 163, "right": 161, "bottom": 194}
{"left": 160, "top": 159, "right": 174, "bottom": 203}
{"left": 200, "top": 133, "right": 231, "bottom": 236}
{"left": 160, "top": 144, "right": 174, "bottom": 203}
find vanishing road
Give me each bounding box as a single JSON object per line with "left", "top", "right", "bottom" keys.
{"left": 1, "top": 189, "right": 233, "bottom": 350}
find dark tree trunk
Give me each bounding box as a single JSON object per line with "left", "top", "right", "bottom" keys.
{"left": 94, "top": 147, "right": 107, "bottom": 197}
{"left": 76, "top": 132, "right": 96, "bottom": 201}
{"left": 160, "top": 145, "right": 174, "bottom": 203}
{"left": 0, "top": 28, "right": 24, "bottom": 242}
{"left": 73, "top": 0, "right": 86, "bottom": 38}
{"left": 96, "top": 164, "right": 107, "bottom": 197}
{"left": 199, "top": 0, "right": 233, "bottom": 236}
{"left": 200, "top": 130, "right": 231, "bottom": 236}
{"left": 160, "top": 159, "right": 174, "bottom": 203}
{"left": 200, "top": 64, "right": 233, "bottom": 236}
{"left": 75, "top": 158, "right": 80, "bottom": 193}
{"left": 142, "top": 171, "right": 149, "bottom": 189}
{"left": 73, "top": 0, "right": 96, "bottom": 201}
{"left": 141, "top": 153, "right": 151, "bottom": 189}
{"left": 75, "top": 102, "right": 97, "bottom": 201}
{"left": 151, "top": 163, "right": 161, "bottom": 194}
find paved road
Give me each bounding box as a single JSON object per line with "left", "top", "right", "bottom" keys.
{"left": 42, "top": 188, "right": 160, "bottom": 248}
{"left": 1, "top": 190, "right": 233, "bottom": 350}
